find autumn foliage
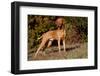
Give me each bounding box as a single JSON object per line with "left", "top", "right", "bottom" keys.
{"left": 28, "top": 15, "right": 88, "bottom": 51}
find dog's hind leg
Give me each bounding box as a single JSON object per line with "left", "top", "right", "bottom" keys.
{"left": 34, "top": 38, "right": 47, "bottom": 58}
{"left": 47, "top": 40, "right": 53, "bottom": 48}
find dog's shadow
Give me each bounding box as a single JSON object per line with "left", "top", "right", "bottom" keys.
{"left": 65, "top": 45, "right": 80, "bottom": 51}
{"left": 46, "top": 44, "right": 80, "bottom": 54}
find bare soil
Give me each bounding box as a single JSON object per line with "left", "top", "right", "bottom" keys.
{"left": 28, "top": 43, "right": 87, "bottom": 61}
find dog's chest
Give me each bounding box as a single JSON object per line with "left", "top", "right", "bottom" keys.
{"left": 50, "top": 32, "right": 64, "bottom": 40}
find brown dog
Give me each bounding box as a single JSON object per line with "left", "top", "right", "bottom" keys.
{"left": 34, "top": 18, "right": 66, "bottom": 57}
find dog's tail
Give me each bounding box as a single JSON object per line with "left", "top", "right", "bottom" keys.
{"left": 37, "top": 36, "right": 43, "bottom": 40}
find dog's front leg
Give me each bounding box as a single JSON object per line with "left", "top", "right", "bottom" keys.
{"left": 63, "top": 39, "right": 66, "bottom": 52}
{"left": 58, "top": 38, "right": 61, "bottom": 54}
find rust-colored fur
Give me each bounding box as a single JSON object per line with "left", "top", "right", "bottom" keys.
{"left": 34, "top": 18, "right": 66, "bottom": 58}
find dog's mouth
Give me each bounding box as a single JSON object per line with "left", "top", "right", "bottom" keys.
{"left": 57, "top": 25, "right": 63, "bottom": 29}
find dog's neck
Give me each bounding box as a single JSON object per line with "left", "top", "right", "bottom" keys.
{"left": 57, "top": 25, "right": 64, "bottom": 30}
{"left": 57, "top": 27, "right": 62, "bottom": 30}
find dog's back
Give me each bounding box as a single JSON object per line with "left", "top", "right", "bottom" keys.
{"left": 42, "top": 29, "right": 64, "bottom": 40}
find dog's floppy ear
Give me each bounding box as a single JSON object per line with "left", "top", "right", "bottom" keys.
{"left": 55, "top": 17, "right": 64, "bottom": 28}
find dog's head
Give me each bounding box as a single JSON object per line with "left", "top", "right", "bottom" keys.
{"left": 55, "top": 17, "right": 65, "bottom": 29}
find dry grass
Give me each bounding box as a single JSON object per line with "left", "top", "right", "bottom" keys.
{"left": 28, "top": 43, "right": 87, "bottom": 61}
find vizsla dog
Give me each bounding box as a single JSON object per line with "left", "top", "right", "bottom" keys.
{"left": 34, "top": 18, "right": 66, "bottom": 58}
